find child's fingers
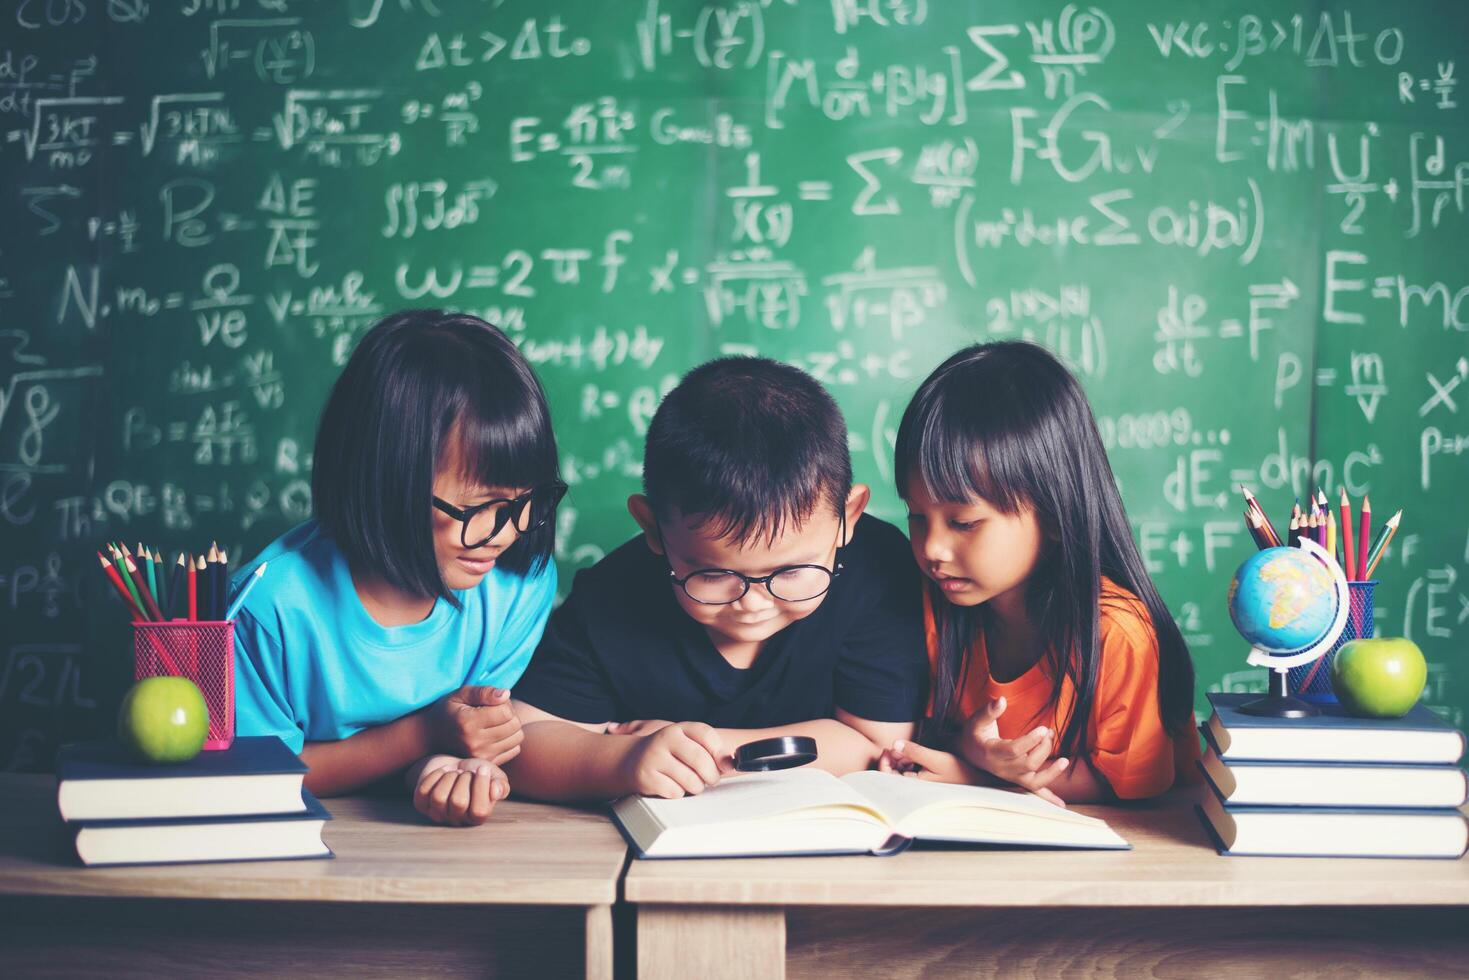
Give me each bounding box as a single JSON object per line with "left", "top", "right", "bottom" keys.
{"left": 1022, "top": 732, "right": 1055, "bottom": 772}
{"left": 456, "top": 685, "right": 511, "bottom": 708}
{"left": 1018, "top": 756, "right": 1070, "bottom": 794}
{"left": 471, "top": 710, "right": 521, "bottom": 737}
{"left": 670, "top": 733, "right": 722, "bottom": 786}
{"left": 413, "top": 769, "right": 448, "bottom": 821}
{"left": 1007, "top": 726, "right": 1050, "bottom": 758}
{"left": 467, "top": 770, "right": 495, "bottom": 824}
{"left": 891, "top": 739, "right": 946, "bottom": 772}
{"left": 490, "top": 743, "right": 522, "bottom": 767}
{"left": 1033, "top": 786, "right": 1067, "bottom": 808}
{"left": 680, "top": 723, "right": 732, "bottom": 772}
{"left": 646, "top": 768, "right": 694, "bottom": 799}
{"left": 914, "top": 764, "right": 965, "bottom": 784}
{"left": 448, "top": 771, "right": 474, "bottom": 824}
{"left": 420, "top": 769, "right": 456, "bottom": 824}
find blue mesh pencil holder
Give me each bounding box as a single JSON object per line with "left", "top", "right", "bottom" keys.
{"left": 1289, "top": 580, "right": 1375, "bottom": 702}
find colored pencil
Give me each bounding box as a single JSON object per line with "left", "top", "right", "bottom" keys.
{"left": 188, "top": 555, "right": 199, "bottom": 621}
{"left": 198, "top": 554, "right": 211, "bottom": 620}
{"left": 1245, "top": 508, "right": 1269, "bottom": 550}
{"left": 215, "top": 544, "right": 226, "bottom": 619}
{"left": 112, "top": 547, "right": 146, "bottom": 616}
{"left": 224, "top": 563, "right": 267, "bottom": 621}
{"left": 210, "top": 552, "right": 220, "bottom": 621}
{"left": 143, "top": 548, "right": 157, "bottom": 608}
{"left": 1364, "top": 510, "right": 1402, "bottom": 580}
{"left": 1356, "top": 497, "right": 1372, "bottom": 581}
{"left": 124, "top": 554, "right": 163, "bottom": 620}
{"left": 1240, "top": 486, "right": 1281, "bottom": 546}
{"left": 151, "top": 548, "right": 167, "bottom": 614}
{"left": 98, "top": 553, "right": 146, "bottom": 621}
{"left": 166, "top": 553, "right": 186, "bottom": 620}
{"left": 1326, "top": 510, "right": 1337, "bottom": 568}
{"left": 220, "top": 550, "right": 231, "bottom": 620}
{"left": 1287, "top": 513, "right": 1300, "bottom": 549}
{"left": 1339, "top": 489, "right": 1356, "bottom": 582}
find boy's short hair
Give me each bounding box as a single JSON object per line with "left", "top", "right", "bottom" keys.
{"left": 313, "top": 310, "right": 559, "bottom": 600}
{"left": 642, "top": 357, "right": 852, "bottom": 544}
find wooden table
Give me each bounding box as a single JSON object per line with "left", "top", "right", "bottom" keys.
{"left": 625, "top": 793, "right": 1469, "bottom": 980}
{"left": 0, "top": 774, "right": 628, "bottom": 980}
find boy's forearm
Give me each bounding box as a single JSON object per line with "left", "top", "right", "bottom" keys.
{"left": 301, "top": 712, "right": 432, "bottom": 797}
{"left": 503, "top": 721, "right": 638, "bottom": 802}
{"left": 712, "top": 718, "right": 883, "bottom": 776}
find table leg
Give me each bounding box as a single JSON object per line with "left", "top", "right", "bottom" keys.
{"left": 585, "top": 903, "right": 613, "bottom": 980}
{"left": 637, "top": 905, "right": 785, "bottom": 980}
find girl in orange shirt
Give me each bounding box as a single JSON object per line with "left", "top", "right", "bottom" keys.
{"left": 882, "top": 342, "right": 1198, "bottom": 804}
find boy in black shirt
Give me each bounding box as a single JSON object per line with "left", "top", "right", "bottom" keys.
{"left": 507, "top": 357, "right": 927, "bottom": 801}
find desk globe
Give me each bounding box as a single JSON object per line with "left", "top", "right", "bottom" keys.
{"left": 1226, "top": 539, "right": 1350, "bottom": 718}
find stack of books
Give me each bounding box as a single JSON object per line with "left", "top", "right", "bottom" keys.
{"left": 1197, "top": 692, "right": 1469, "bottom": 858}
{"left": 56, "top": 736, "right": 332, "bottom": 866}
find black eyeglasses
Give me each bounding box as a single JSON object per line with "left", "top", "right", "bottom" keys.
{"left": 433, "top": 481, "right": 567, "bottom": 549}
{"left": 663, "top": 514, "right": 846, "bottom": 605}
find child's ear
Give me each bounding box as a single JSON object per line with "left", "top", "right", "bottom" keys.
{"left": 626, "top": 494, "right": 665, "bottom": 555}
{"left": 842, "top": 484, "right": 871, "bottom": 545}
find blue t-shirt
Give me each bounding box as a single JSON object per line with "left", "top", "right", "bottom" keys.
{"left": 230, "top": 519, "right": 557, "bottom": 754}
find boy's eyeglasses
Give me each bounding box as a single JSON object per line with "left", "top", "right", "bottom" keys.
{"left": 663, "top": 514, "right": 846, "bottom": 605}
{"left": 433, "top": 481, "right": 568, "bottom": 549}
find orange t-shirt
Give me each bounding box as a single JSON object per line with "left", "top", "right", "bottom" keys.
{"left": 924, "top": 577, "right": 1199, "bottom": 800}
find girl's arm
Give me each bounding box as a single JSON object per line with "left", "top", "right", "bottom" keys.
{"left": 301, "top": 711, "right": 432, "bottom": 797}
{"left": 302, "top": 685, "right": 524, "bottom": 796}
{"left": 1040, "top": 757, "right": 1112, "bottom": 804}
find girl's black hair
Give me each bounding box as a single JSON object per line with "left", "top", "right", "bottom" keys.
{"left": 313, "top": 310, "right": 559, "bottom": 603}
{"left": 895, "top": 341, "right": 1195, "bottom": 759}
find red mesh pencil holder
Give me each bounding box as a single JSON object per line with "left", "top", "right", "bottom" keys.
{"left": 1289, "top": 580, "right": 1375, "bottom": 703}
{"left": 133, "top": 621, "right": 235, "bottom": 750}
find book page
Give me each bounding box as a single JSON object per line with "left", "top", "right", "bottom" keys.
{"left": 635, "top": 768, "right": 891, "bottom": 830}
{"left": 841, "top": 770, "right": 1105, "bottom": 832}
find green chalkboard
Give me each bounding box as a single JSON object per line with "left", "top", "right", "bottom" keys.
{"left": 3, "top": 0, "right": 1466, "bottom": 770}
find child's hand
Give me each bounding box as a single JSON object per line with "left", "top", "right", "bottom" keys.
{"left": 617, "top": 722, "right": 733, "bottom": 798}
{"left": 958, "top": 696, "right": 1069, "bottom": 789}
{"left": 882, "top": 740, "right": 983, "bottom": 785}
{"left": 606, "top": 719, "right": 674, "bottom": 736}
{"left": 430, "top": 685, "right": 523, "bottom": 764}
{"left": 887, "top": 739, "right": 1067, "bottom": 808}
{"left": 412, "top": 755, "right": 509, "bottom": 826}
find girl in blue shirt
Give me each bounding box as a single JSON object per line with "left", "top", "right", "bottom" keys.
{"left": 232, "top": 310, "right": 565, "bottom": 826}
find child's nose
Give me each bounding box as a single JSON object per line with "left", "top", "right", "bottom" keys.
{"left": 484, "top": 520, "right": 520, "bottom": 550}
{"left": 918, "top": 528, "right": 952, "bottom": 564}
{"left": 732, "top": 581, "right": 777, "bottom": 612}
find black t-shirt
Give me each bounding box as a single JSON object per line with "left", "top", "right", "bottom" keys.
{"left": 515, "top": 514, "right": 929, "bottom": 728}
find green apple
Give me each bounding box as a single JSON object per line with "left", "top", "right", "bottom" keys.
{"left": 118, "top": 677, "right": 210, "bottom": 764}
{"left": 1330, "top": 637, "right": 1428, "bottom": 718}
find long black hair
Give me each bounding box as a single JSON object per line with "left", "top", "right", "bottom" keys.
{"left": 894, "top": 342, "right": 1195, "bottom": 758}
{"left": 313, "top": 310, "right": 560, "bottom": 602}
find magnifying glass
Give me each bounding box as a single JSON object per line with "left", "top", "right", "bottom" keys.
{"left": 734, "top": 735, "right": 818, "bottom": 772}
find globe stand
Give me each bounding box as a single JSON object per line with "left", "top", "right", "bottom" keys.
{"left": 1233, "top": 539, "right": 1351, "bottom": 721}
{"left": 1239, "top": 667, "right": 1319, "bottom": 718}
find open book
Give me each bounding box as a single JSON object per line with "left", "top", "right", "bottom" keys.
{"left": 613, "top": 768, "right": 1128, "bottom": 859}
